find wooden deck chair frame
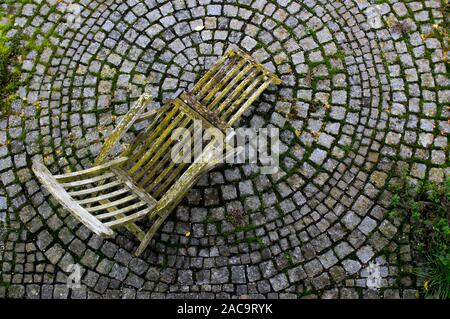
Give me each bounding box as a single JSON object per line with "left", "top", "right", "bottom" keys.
{"left": 33, "top": 48, "right": 281, "bottom": 256}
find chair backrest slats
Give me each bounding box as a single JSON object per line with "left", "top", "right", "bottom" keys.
{"left": 220, "top": 74, "right": 265, "bottom": 122}
{"left": 187, "top": 49, "right": 281, "bottom": 127}
{"left": 227, "top": 77, "right": 273, "bottom": 125}
{"left": 194, "top": 56, "right": 238, "bottom": 100}
{"left": 214, "top": 68, "right": 259, "bottom": 112}
{"left": 190, "top": 53, "right": 230, "bottom": 93}
{"left": 200, "top": 58, "right": 248, "bottom": 103}
{"left": 207, "top": 63, "right": 254, "bottom": 111}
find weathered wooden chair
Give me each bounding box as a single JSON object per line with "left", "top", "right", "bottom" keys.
{"left": 33, "top": 48, "right": 281, "bottom": 256}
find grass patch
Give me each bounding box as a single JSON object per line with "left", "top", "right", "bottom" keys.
{"left": 0, "top": 18, "right": 23, "bottom": 115}
{"left": 0, "top": 1, "right": 62, "bottom": 116}
{"left": 387, "top": 174, "right": 450, "bottom": 299}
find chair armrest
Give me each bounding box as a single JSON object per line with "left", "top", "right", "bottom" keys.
{"left": 133, "top": 103, "right": 171, "bottom": 124}
{"left": 95, "top": 93, "right": 152, "bottom": 165}
{"left": 152, "top": 142, "right": 242, "bottom": 217}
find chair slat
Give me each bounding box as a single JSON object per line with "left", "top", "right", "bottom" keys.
{"left": 111, "top": 167, "right": 157, "bottom": 208}
{"left": 76, "top": 187, "right": 130, "bottom": 205}
{"left": 137, "top": 125, "right": 195, "bottom": 193}
{"left": 221, "top": 74, "right": 264, "bottom": 121}
{"left": 122, "top": 107, "right": 169, "bottom": 158}
{"left": 132, "top": 116, "right": 192, "bottom": 182}
{"left": 190, "top": 52, "right": 231, "bottom": 94}
{"left": 127, "top": 104, "right": 179, "bottom": 162}
{"left": 146, "top": 135, "right": 208, "bottom": 197}
{"left": 150, "top": 162, "right": 187, "bottom": 198}
{"left": 195, "top": 57, "right": 237, "bottom": 100}
{"left": 96, "top": 201, "right": 147, "bottom": 220}
{"left": 54, "top": 157, "right": 128, "bottom": 182}
{"left": 215, "top": 70, "right": 259, "bottom": 115}
{"left": 136, "top": 142, "right": 182, "bottom": 190}
{"left": 134, "top": 104, "right": 171, "bottom": 123}
{"left": 60, "top": 172, "right": 116, "bottom": 188}
{"left": 86, "top": 194, "right": 139, "bottom": 212}
{"left": 32, "top": 161, "right": 114, "bottom": 237}
{"left": 68, "top": 180, "right": 121, "bottom": 196}
{"left": 233, "top": 48, "right": 282, "bottom": 84}
{"left": 200, "top": 59, "right": 248, "bottom": 105}
{"left": 131, "top": 97, "right": 220, "bottom": 195}
{"left": 128, "top": 108, "right": 183, "bottom": 175}
{"left": 139, "top": 122, "right": 200, "bottom": 193}
{"left": 96, "top": 198, "right": 146, "bottom": 241}
{"left": 228, "top": 78, "right": 272, "bottom": 125}
{"left": 206, "top": 63, "right": 254, "bottom": 111}
{"left": 105, "top": 207, "right": 153, "bottom": 228}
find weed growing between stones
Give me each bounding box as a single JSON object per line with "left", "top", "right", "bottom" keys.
{"left": 0, "top": 15, "right": 22, "bottom": 116}
{"left": 0, "top": 1, "right": 62, "bottom": 116}
{"left": 228, "top": 207, "right": 246, "bottom": 227}
{"left": 388, "top": 18, "right": 412, "bottom": 36}
{"left": 421, "top": 2, "right": 450, "bottom": 73}
{"left": 0, "top": 221, "right": 7, "bottom": 251}
{"left": 387, "top": 175, "right": 450, "bottom": 298}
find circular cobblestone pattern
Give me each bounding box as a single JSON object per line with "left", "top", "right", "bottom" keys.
{"left": 0, "top": 0, "right": 449, "bottom": 299}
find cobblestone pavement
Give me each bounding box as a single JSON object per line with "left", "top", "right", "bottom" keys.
{"left": 0, "top": 0, "right": 448, "bottom": 299}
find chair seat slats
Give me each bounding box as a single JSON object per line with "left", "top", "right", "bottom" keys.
{"left": 76, "top": 187, "right": 130, "bottom": 205}
{"left": 54, "top": 157, "right": 128, "bottom": 182}
{"left": 96, "top": 201, "right": 148, "bottom": 220}
{"left": 128, "top": 107, "right": 182, "bottom": 175}
{"left": 68, "top": 180, "right": 122, "bottom": 196}
{"left": 60, "top": 172, "right": 116, "bottom": 188}
{"left": 85, "top": 194, "right": 139, "bottom": 213}
{"left": 132, "top": 116, "right": 192, "bottom": 182}
{"left": 122, "top": 107, "right": 169, "bottom": 158}
{"left": 104, "top": 207, "right": 154, "bottom": 228}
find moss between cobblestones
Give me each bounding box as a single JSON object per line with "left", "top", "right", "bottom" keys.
{"left": 0, "top": 1, "right": 62, "bottom": 116}
{"left": 0, "top": 20, "right": 22, "bottom": 116}
{"left": 385, "top": 170, "right": 450, "bottom": 298}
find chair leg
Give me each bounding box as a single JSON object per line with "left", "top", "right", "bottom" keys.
{"left": 134, "top": 210, "right": 170, "bottom": 256}
{"left": 134, "top": 154, "right": 225, "bottom": 256}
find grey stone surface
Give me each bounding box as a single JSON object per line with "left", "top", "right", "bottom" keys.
{"left": 0, "top": 0, "right": 443, "bottom": 300}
